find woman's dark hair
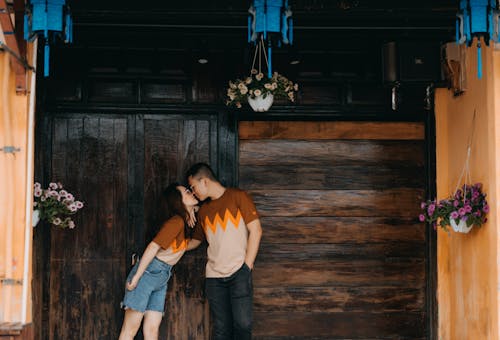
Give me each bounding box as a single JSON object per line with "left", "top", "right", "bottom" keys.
{"left": 146, "top": 182, "right": 192, "bottom": 243}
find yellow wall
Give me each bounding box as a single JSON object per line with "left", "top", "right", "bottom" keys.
{"left": 0, "top": 46, "right": 34, "bottom": 323}
{"left": 435, "top": 41, "right": 499, "bottom": 339}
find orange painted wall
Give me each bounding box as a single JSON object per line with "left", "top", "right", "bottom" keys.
{"left": 435, "top": 41, "right": 499, "bottom": 339}
{"left": 0, "top": 46, "right": 35, "bottom": 323}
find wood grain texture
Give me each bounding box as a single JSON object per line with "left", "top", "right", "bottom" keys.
{"left": 250, "top": 189, "right": 423, "bottom": 217}
{"left": 239, "top": 120, "right": 428, "bottom": 339}
{"left": 239, "top": 121, "right": 425, "bottom": 140}
{"left": 254, "top": 286, "right": 425, "bottom": 312}
{"left": 253, "top": 260, "right": 425, "bottom": 287}
{"left": 240, "top": 164, "right": 425, "bottom": 189}
{"left": 253, "top": 311, "right": 425, "bottom": 338}
{"left": 239, "top": 140, "right": 425, "bottom": 166}
{"left": 258, "top": 217, "right": 425, "bottom": 243}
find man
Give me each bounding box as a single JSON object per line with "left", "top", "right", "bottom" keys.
{"left": 186, "top": 163, "right": 262, "bottom": 340}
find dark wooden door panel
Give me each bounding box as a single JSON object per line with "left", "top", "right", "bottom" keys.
{"left": 49, "top": 116, "right": 129, "bottom": 339}
{"left": 42, "top": 113, "right": 216, "bottom": 339}
{"left": 240, "top": 121, "right": 427, "bottom": 339}
{"left": 142, "top": 114, "right": 215, "bottom": 340}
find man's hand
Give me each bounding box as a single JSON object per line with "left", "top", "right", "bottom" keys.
{"left": 187, "top": 209, "right": 197, "bottom": 228}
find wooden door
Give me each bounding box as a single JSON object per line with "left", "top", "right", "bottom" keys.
{"left": 141, "top": 114, "right": 216, "bottom": 339}
{"left": 47, "top": 115, "right": 130, "bottom": 339}
{"left": 239, "top": 121, "right": 427, "bottom": 339}
{"left": 37, "top": 113, "right": 216, "bottom": 339}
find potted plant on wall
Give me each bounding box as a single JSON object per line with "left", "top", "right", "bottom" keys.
{"left": 33, "top": 181, "right": 84, "bottom": 229}
{"left": 225, "top": 69, "right": 298, "bottom": 111}
{"left": 419, "top": 183, "right": 489, "bottom": 233}
{"left": 225, "top": 37, "right": 298, "bottom": 111}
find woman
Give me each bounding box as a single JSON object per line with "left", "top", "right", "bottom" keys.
{"left": 118, "top": 183, "right": 198, "bottom": 340}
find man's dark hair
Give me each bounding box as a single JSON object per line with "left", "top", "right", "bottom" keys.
{"left": 186, "top": 162, "right": 218, "bottom": 182}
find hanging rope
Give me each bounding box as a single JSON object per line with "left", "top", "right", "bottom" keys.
{"left": 453, "top": 109, "right": 477, "bottom": 197}
{"left": 250, "top": 35, "right": 270, "bottom": 77}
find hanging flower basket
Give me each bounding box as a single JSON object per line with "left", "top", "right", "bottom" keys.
{"left": 247, "top": 93, "right": 274, "bottom": 112}
{"left": 419, "top": 110, "right": 488, "bottom": 233}
{"left": 419, "top": 183, "right": 489, "bottom": 233}
{"left": 32, "top": 209, "right": 41, "bottom": 227}
{"left": 33, "top": 181, "right": 84, "bottom": 229}
{"left": 225, "top": 37, "right": 298, "bottom": 111}
{"left": 449, "top": 218, "right": 473, "bottom": 234}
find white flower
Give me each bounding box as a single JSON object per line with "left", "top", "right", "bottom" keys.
{"left": 49, "top": 182, "right": 58, "bottom": 190}
{"left": 254, "top": 89, "right": 262, "bottom": 96}
{"left": 68, "top": 220, "right": 75, "bottom": 229}
{"left": 245, "top": 77, "right": 252, "bottom": 84}
{"left": 52, "top": 217, "right": 62, "bottom": 225}
{"left": 256, "top": 73, "right": 264, "bottom": 81}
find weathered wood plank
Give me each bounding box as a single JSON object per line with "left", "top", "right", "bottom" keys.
{"left": 239, "top": 164, "right": 425, "bottom": 189}
{"left": 254, "top": 337, "right": 426, "bottom": 340}
{"left": 80, "top": 260, "right": 124, "bottom": 339}
{"left": 253, "top": 311, "right": 426, "bottom": 338}
{"left": 239, "top": 140, "right": 425, "bottom": 166}
{"left": 239, "top": 121, "right": 425, "bottom": 140}
{"left": 162, "top": 246, "right": 210, "bottom": 339}
{"left": 49, "top": 260, "right": 82, "bottom": 339}
{"left": 254, "top": 286, "right": 425, "bottom": 312}
{"left": 258, "top": 242, "right": 425, "bottom": 260}
{"left": 259, "top": 217, "right": 425, "bottom": 243}
{"left": 253, "top": 260, "right": 425, "bottom": 287}
{"left": 250, "top": 189, "right": 423, "bottom": 217}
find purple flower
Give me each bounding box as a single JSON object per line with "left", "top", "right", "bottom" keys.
{"left": 420, "top": 202, "right": 426, "bottom": 209}
{"left": 450, "top": 211, "right": 459, "bottom": 219}
{"left": 458, "top": 208, "right": 466, "bottom": 216}
{"left": 419, "top": 214, "right": 426, "bottom": 222}
{"left": 453, "top": 200, "right": 460, "bottom": 207}
{"left": 427, "top": 204, "right": 436, "bottom": 215}
{"left": 464, "top": 205, "right": 472, "bottom": 213}
{"left": 483, "top": 205, "right": 490, "bottom": 213}
{"left": 455, "top": 190, "right": 462, "bottom": 199}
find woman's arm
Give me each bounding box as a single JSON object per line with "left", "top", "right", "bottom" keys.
{"left": 126, "top": 241, "right": 161, "bottom": 291}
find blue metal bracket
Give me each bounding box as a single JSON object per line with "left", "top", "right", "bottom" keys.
{"left": 248, "top": 0, "right": 293, "bottom": 78}
{"left": 456, "top": 0, "right": 500, "bottom": 78}
{"left": 24, "top": 0, "right": 73, "bottom": 77}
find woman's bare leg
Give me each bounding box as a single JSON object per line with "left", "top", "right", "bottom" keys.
{"left": 118, "top": 309, "right": 144, "bottom": 340}
{"left": 142, "top": 311, "right": 163, "bottom": 340}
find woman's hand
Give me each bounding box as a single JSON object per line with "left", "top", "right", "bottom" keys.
{"left": 126, "top": 275, "right": 139, "bottom": 291}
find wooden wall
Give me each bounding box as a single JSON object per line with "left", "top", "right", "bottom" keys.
{"left": 239, "top": 121, "right": 427, "bottom": 339}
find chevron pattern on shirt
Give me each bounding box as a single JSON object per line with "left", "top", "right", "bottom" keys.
{"left": 203, "top": 209, "right": 242, "bottom": 234}
{"left": 169, "top": 239, "right": 188, "bottom": 253}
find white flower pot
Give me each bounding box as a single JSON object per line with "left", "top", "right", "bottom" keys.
{"left": 450, "top": 218, "right": 473, "bottom": 233}
{"left": 32, "top": 209, "right": 40, "bottom": 227}
{"left": 248, "top": 94, "right": 274, "bottom": 112}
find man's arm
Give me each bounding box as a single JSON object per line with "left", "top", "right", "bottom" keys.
{"left": 245, "top": 219, "right": 263, "bottom": 270}
{"left": 187, "top": 239, "right": 202, "bottom": 250}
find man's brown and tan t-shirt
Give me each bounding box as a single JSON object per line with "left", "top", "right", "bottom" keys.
{"left": 192, "top": 188, "right": 259, "bottom": 277}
